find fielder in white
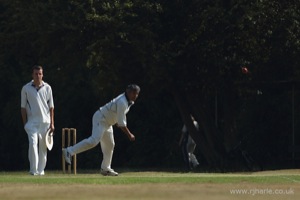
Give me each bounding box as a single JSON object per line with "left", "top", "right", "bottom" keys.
{"left": 63, "top": 84, "right": 140, "bottom": 176}
{"left": 21, "top": 65, "right": 55, "bottom": 176}
{"left": 179, "top": 116, "right": 199, "bottom": 171}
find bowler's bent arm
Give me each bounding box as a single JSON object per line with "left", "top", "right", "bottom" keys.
{"left": 119, "top": 126, "right": 135, "bottom": 141}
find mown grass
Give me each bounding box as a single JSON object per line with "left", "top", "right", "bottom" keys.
{"left": 1, "top": 170, "right": 299, "bottom": 185}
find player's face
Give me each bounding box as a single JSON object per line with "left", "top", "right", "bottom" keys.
{"left": 32, "top": 69, "right": 43, "bottom": 82}
{"left": 127, "top": 90, "right": 139, "bottom": 102}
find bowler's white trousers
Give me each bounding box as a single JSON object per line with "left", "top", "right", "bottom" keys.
{"left": 24, "top": 122, "right": 49, "bottom": 175}
{"left": 67, "top": 111, "right": 115, "bottom": 171}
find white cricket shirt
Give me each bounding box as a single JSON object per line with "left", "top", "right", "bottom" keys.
{"left": 21, "top": 81, "right": 54, "bottom": 123}
{"left": 99, "top": 93, "right": 134, "bottom": 126}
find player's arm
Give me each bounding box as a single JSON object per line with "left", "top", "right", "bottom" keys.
{"left": 21, "top": 108, "right": 27, "bottom": 126}
{"left": 48, "top": 86, "right": 55, "bottom": 132}
{"left": 49, "top": 107, "right": 55, "bottom": 132}
{"left": 118, "top": 126, "right": 135, "bottom": 141}
{"left": 116, "top": 101, "right": 135, "bottom": 141}
{"left": 20, "top": 87, "right": 27, "bottom": 126}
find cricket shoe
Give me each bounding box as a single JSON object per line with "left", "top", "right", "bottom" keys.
{"left": 38, "top": 171, "right": 45, "bottom": 176}
{"left": 29, "top": 172, "right": 38, "bottom": 176}
{"left": 62, "top": 148, "right": 72, "bottom": 165}
{"left": 100, "top": 169, "right": 118, "bottom": 176}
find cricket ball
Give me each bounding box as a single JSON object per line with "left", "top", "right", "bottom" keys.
{"left": 241, "top": 67, "right": 249, "bottom": 74}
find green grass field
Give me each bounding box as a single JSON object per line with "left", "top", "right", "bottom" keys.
{"left": 0, "top": 169, "right": 299, "bottom": 200}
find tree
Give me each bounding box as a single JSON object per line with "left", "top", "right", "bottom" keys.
{"left": 147, "top": 0, "right": 300, "bottom": 168}
{"left": 1, "top": 0, "right": 300, "bottom": 170}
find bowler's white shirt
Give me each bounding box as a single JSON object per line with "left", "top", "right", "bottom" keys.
{"left": 21, "top": 81, "right": 54, "bottom": 123}
{"left": 99, "top": 93, "right": 134, "bottom": 126}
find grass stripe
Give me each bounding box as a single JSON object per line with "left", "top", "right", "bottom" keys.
{"left": 0, "top": 171, "right": 299, "bottom": 185}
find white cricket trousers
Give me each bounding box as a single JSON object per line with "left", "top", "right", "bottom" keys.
{"left": 24, "top": 122, "right": 49, "bottom": 175}
{"left": 67, "top": 110, "right": 115, "bottom": 171}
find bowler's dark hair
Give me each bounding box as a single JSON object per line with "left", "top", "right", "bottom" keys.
{"left": 126, "top": 84, "right": 140, "bottom": 93}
